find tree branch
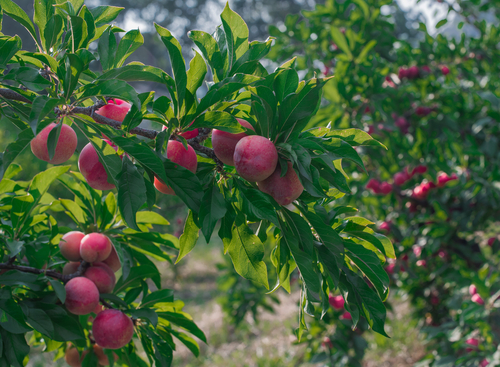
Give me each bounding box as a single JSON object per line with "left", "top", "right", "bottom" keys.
{"left": 0, "top": 90, "right": 224, "bottom": 168}
{"left": 0, "top": 88, "right": 32, "bottom": 104}
{"left": 0, "top": 263, "right": 64, "bottom": 280}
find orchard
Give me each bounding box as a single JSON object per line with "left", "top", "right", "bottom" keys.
{"left": 0, "top": 0, "right": 498, "bottom": 366}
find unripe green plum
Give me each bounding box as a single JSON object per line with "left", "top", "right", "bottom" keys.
{"left": 258, "top": 162, "right": 304, "bottom": 205}
{"left": 234, "top": 135, "right": 278, "bottom": 181}
{"left": 80, "top": 233, "right": 112, "bottom": 263}
{"left": 92, "top": 309, "right": 134, "bottom": 349}
{"left": 30, "top": 123, "right": 77, "bottom": 164}
{"left": 212, "top": 118, "right": 254, "bottom": 165}
{"left": 154, "top": 140, "right": 198, "bottom": 195}
{"left": 64, "top": 277, "right": 100, "bottom": 315}
{"left": 59, "top": 231, "right": 85, "bottom": 261}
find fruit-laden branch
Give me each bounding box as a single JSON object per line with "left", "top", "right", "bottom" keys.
{"left": 0, "top": 89, "right": 223, "bottom": 168}
{"left": 0, "top": 261, "right": 90, "bottom": 282}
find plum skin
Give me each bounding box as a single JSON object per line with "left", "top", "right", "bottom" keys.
{"left": 30, "top": 123, "right": 78, "bottom": 164}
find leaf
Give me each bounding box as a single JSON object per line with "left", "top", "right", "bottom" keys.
{"left": 344, "top": 241, "right": 390, "bottom": 301}
{"left": 331, "top": 26, "right": 352, "bottom": 59}
{"left": 131, "top": 308, "right": 158, "bottom": 327}
{"left": 280, "top": 217, "right": 321, "bottom": 298}
{"left": 188, "top": 30, "right": 225, "bottom": 82}
{"left": 98, "top": 26, "right": 116, "bottom": 71}
{"left": 190, "top": 110, "right": 244, "bottom": 133}
{"left": 0, "top": 35, "right": 22, "bottom": 66}
{"left": 198, "top": 183, "right": 226, "bottom": 242}
{"left": 344, "top": 230, "right": 395, "bottom": 259}
{"left": 328, "top": 128, "right": 387, "bottom": 149}
{"left": 0, "top": 0, "right": 38, "bottom": 45}
{"left": 343, "top": 268, "right": 388, "bottom": 337}
{"left": 228, "top": 222, "right": 269, "bottom": 289}
{"left": 274, "top": 68, "right": 299, "bottom": 102}
{"left": 79, "top": 79, "right": 140, "bottom": 107}
{"left": 0, "top": 298, "right": 31, "bottom": 334}
{"left": 0, "top": 271, "right": 43, "bottom": 291}
{"left": 0, "top": 128, "right": 34, "bottom": 180}
{"left": 117, "top": 156, "right": 147, "bottom": 231}
{"left": 220, "top": 3, "right": 249, "bottom": 69}
{"left": 169, "top": 329, "right": 200, "bottom": 357}
{"left": 34, "top": 0, "right": 55, "bottom": 51}
{"left": 234, "top": 180, "right": 280, "bottom": 226}
{"left": 114, "top": 264, "right": 159, "bottom": 293}
{"left": 90, "top": 6, "right": 124, "bottom": 27}
{"left": 43, "top": 14, "right": 64, "bottom": 51}
{"left": 155, "top": 23, "right": 187, "bottom": 115}
{"left": 141, "top": 289, "right": 174, "bottom": 308}
{"left": 69, "top": 15, "right": 88, "bottom": 51}
{"left": 29, "top": 96, "right": 61, "bottom": 134}
{"left": 186, "top": 50, "right": 207, "bottom": 96}
{"left": 0, "top": 328, "right": 30, "bottom": 367}
{"left": 23, "top": 307, "right": 54, "bottom": 337}
{"left": 114, "top": 29, "right": 144, "bottom": 67}
{"left": 161, "top": 159, "right": 203, "bottom": 213}
{"left": 157, "top": 311, "right": 206, "bottom": 343}
{"left": 355, "top": 40, "right": 377, "bottom": 64}
{"left": 436, "top": 19, "right": 447, "bottom": 29}
{"left": 136, "top": 211, "right": 169, "bottom": 225}
{"left": 176, "top": 211, "right": 200, "bottom": 263}
{"left": 47, "top": 121, "right": 63, "bottom": 160}
{"left": 48, "top": 279, "right": 66, "bottom": 304}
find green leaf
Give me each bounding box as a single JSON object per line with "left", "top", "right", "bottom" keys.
{"left": 436, "top": 19, "right": 447, "bottom": 29}
{"left": 0, "top": 0, "right": 38, "bottom": 46}
{"left": 190, "top": 110, "right": 244, "bottom": 133}
{"left": 157, "top": 311, "right": 206, "bottom": 343}
{"left": 98, "top": 26, "right": 117, "bottom": 71}
{"left": 274, "top": 68, "right": 299, "bottom": 102}
{"left": 46, "top": 121, "right": 63, "bottom": 160}
{"left": 355, "top": 40, "right": 377, "bottom": 64}
{"left": 0, "top": 298, "right": 31, "bottom": 334}
{"left": 131, "top": 308, "right": 158, "bottom": 327}
{"left": 155, "top": 23, "right": 187, "bottom": 115}
{"left": 234, "top": 180, "right": 280, "bottom": 226}
{"left": 114, "top": 264, "right": 159, "bottom": 293}
{"left": 228, "top": 222, "right": 269, "bottom": 289}
{"left": 344, "top": 230, "right": 395, "bottom": 259}
{"left": 187, "top": 51, "right": 207, "bottom": 96}
{"left": 69, "top": 15, "right": 88, "bottom": 51}
{"left": 90, "top": 5, "right": 123, "bottom": 27}
{"left": 344, "top": 241, "right": 389, "bottom": 301}
{"left": 328, "top": 128, "right": 387, "bottom": 149}
{"left": 176, "top": 211, "right": 200, "bottom": 263}
{"left": 117, "top": 156, "right": 147, "bottom": 231}
{"left": 48, "top": 279, "right": 66, "bottom": 304}
{"left": 0, "top": 271, "right": 43, "bottom": 291}
{"left": 136, "top": 211, "right": 169, "bottom": 225}
{"left": 188, "top": 30, "right": 225, "bottom": 82}
{"left": 43, "top": 14, "right": 64, "bottom": 51}
{"left": 34, "top": 0, "right": 55, "bottom": 51}
{"left": 23, "top": 306, "right": 54, "bottom": 337}
{"left": 198, "top": 183, "right": 226, "bottom": 242}
{"left": 343, "top": 268, "right": 388, "bottom": 337}
{"left": 79, "top": 79, "right": 140, "bottom": 108}
{"left": 169, "top": 329, "right": 200, "bottom": 357}
{"left": 0, "top": 128, "right": 35, "bottom": 180}
{"left": 99, "top": 64, "right": 174, "bottom": 86}
{"left": 29, "top": 96, "right": 61, "bottom": 134}
{"left": 220, "top": 3, "right": 249, "bottom": 69}
{"left": 331, "top": 26, "right": 352, "bottom": 59}
{"left": 0, "top": 35, "right": 22, "bottom": 66}
{"left": 0, "top": 328, "right": 30, "bottom": 367}
{"left": 114, "top": 29, "right": 144, "bottom": 67}
{"left": 140, "top": 289, "right": 174, "bottom": 308}
{"left": 161, "top": 159, "right": 203, "bottom": 213}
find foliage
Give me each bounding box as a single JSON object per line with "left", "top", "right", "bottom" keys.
{"left": 268, "top": 0, "right": 500, "bottom": 365}
{"left": 0, "top": 0, "right": 394, "bottom": 365}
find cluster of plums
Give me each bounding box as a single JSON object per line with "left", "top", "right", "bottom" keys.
{"left": 30, "top": 99, "right": 304, "bottom": 206}
{"left": 59, "top": 231, "right": 133, "bottom": 364}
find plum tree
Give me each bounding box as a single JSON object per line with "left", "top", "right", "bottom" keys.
{"left": 30, "top": 123, "right": 77, "bottom": 164}
{"left": 80, "top": 233, "right": 112, "bottom": 263}
{"left": 92, "top": 310, "right": 134, "bottom": 349}
{"left": 154, "top": 140, "right": 198, "bottom": 195}
{"left": 64, "top": 277, "right": 100, "bottom": 315}
{"left": 234, "top": 135, "right": 278, "bottom": 181}
{"left": 59, "top": 231, "right": 85, "bottom": 261}
{"left": 78, "top": 141, "right": 118, "bottom": 190}
{"left": 212, "top": 118, "right": 255, "bottom": 165}
{"left": 257, "top": 161, "right": 303, "bottom": 205}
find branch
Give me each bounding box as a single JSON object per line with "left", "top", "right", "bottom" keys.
{"left": 0, "top": 88, "right": 32, "bottom": 104}
{"left": 0, "top": 263, "right": 64, "bottom": 280}
{"left": 0, "top": 90, "right": 223, "bottom": 168}
{"left": 63, "top": 261, "right": 90, "bottom": 282}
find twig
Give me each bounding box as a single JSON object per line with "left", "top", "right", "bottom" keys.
{"left": 0, "top": 88, "right": 32, "bottom": 103}
{"left": 64, "top": 261, "right": 90, "bottom": 282}
{"left": 0, "top": 263, "right": 64, "bottom": 280}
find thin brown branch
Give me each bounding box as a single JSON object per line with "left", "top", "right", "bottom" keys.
{"left": 64, "top": 261, "right": 90, "bottom": 282}
{"left": 0, "top": 88, "right": 32, "bottom": 104}
{"left": 0, "top": 263, "right": 64, "bottom": 280}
